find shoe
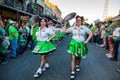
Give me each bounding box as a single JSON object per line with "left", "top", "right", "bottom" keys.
{"left": 116, "top": 68, "right": 120, "bottom": 73}
{"left": 42, "top": 63, "right": 50, "bottom": 71}
{"left": 105, "top": 54, "right": 109, "bottom": 56}
{"left": 96, "top": 43, "right": 99, "bottom": 47}
{"left": 105, "top": 54, "right": 113, "bottom": 58}
{"left": 34, "top": 68, "right": 42, "bottom": 78}
{"left": 1, "top": 61, "right": 8, "bottom": 64}
{"left": 42, "top": 66, "right": 49, "bottom": 71}
{"left": 107, "top": 55, "right": 113, "bottom": 58}
{"left": 70, "top": 72, "right": 76, "bottom": 79}
{"left": 110, "top": 58, "right": 118, "bottom": 61}
{"left": 76, "top": 65, "right": 80, "bottom": 72}
{"left": 33, "top": 72, "right": 41, "bottom": 78}
{"left": 100, "top": 44, "right": 104, "bottom": 47}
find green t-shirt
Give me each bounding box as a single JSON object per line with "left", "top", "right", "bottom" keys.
{"left": 113, "top": 37, "right": 120, "bottom": 41}
{"left": 0, "top": 27, "right": 6, "bottom": 37}
{"left": 105, "top": 31, "right": 110, "bottom": 37}
{"left": 0, "top": 42, "right": 8, "bottom": 54}
{"left": 32, "top": 26, "right": 39, "bottom": 41}
{"left": 105, "top": 24, "right": 113, "bottom": 37}
{"left": 19, "top": 35, "right": 26, "bottom": 46}
{"left": 8, "top": 25, "right": 19, "bottom": 40}
{"left": 90, "top": 26, "right": 95, "bottom": 33}
{"left": 109, "top": 24, "right": 113, "bottom": 28}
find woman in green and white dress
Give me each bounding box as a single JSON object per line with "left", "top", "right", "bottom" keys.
{"left": 64, "top": 15, "right": 92, "bottom": 79}
{"left": 32, "top": 18, "right": 56, "bottom": 78}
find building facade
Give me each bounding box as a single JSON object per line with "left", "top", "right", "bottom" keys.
{"left": 0, "top": 0, "right": 61, "bottom": 24}
{"left": 45, "top": 0, "right": 62, "bottom": 21}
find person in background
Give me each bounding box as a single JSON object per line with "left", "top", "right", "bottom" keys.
{"left": 0, "top": 21, "right": 9, "bottom": 64}
{"left": 93, "top": 24, "right": 100, "bottom": 46}
{"left": 18, "top": 22, "right": 28, "bottom": 54}
{"left": 5, "top": 19, "right": 11, "bottom": 34}
{"left": 105, "top": 21, "right": 116, "bottom": 58}
{"left": 48, "top": 20, "right": 56, "bottom": 45}
{"left": 8, "top": 20, "right": 19, "bottom": 58}
{"left": 104, "top": 21, "right": 113, "bottom": 51}
{"left": 19, "top": 22, "right": 27, "bottom": 39}
{"left": 90, "top": 24, "right": 96, "bottom": 43}
{"left": 0, "top": 36, "right": 9, "bottom": 64}
{"left": 99, "top": 22, "right": 106, "bottom": 48}
{"left": 30, "top": 22, "right": 39, "bottom": 50}
{"left": 19, "top": 33, "right": 26, "bottom": 55}
{"left": 59, "top": 25, "right": 65, "bottom": 43}
{"left": 110, "top": 20, "right": 120, "bottom": 61}
{"left": 0, "top": 21, "right": 6, "bottom": 44}
{"left": 25, "top": 22, "right": 30, "bottom": 38}
{"left": 24, "top": 22, "right": 31, "bottom": 50}
{"left": 53, "top": 24, "right": 61, "bottom": 46}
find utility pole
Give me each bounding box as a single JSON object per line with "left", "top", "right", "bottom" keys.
{"left": 103, "top": 0, "right": 108, "bottom": 20}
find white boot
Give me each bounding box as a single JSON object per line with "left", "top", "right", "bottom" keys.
{"left": 76, "top": 65, "right": 80, "bottom": 72}
{"left": 42, "top": 63, "right": 50, "bottom": 71}
{"left": 34, "top": 68, "right": 42, "bottom": 78}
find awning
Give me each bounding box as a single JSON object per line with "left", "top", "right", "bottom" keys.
{"left": 110, "top": 15, "right": 120, "bottom": 21}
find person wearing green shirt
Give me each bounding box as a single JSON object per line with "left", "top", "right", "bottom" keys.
{"left": 0, "top": 21, "right": 6, "bottom": 45}
{"left": 90, "top": 25, "right": 95, "bottom": 33}
{"left": 0, "top": 26, "right": 6, "bottom": 37}
{"left": 30, "top": 23, "right": 39, "bottom": 49}
{"left": 0, "top": 37, "right": 9, "bottom": 64}
{"left": 8, "top": 21, "right": 19, "bottom": 58}
{"left": 19, "top": 34, "right": 26, "bottom": 55}
{"left": 90, "top": 24, "right": 95, "bottom": 42}
{"left": 105, "top": 21, "right": 113, "bottom": 51}
{"left": 110, "top": 20, "right": 120, "bottom": 61}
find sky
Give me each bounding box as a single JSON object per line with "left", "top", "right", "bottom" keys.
{"left": 49, "top": 0, "right": 120, "bottom": 24}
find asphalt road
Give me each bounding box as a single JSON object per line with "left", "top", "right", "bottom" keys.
{"left": 0, "top": 36, "right": 120, "bottom": 80}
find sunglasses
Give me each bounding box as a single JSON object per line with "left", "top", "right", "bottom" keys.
{"left": 76, "top": 20, "right": 82, "bottom": 21}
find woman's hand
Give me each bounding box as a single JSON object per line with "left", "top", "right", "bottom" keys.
{"left": 84, "top": 41, "right": 88, "bottom": 44}
{"left": 31, "top": 24, "right": 36, "bottom": 28}
{"left": 46, "top": 39, "right": 50, "bottom": 42}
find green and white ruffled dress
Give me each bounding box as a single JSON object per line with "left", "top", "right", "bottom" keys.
{"left": 67, "top": 25, "right": 90, "bottom": 58}
{"left": 32, "top": 27, "right": 56, "bottom": 54}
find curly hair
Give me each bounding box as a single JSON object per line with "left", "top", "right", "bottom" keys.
{"left": 76, "top": 15, "right": 84, "bottom": 25}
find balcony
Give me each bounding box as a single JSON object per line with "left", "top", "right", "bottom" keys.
{"left": 0, "top": 0, "right": 40, "bottom": 16}
{"left": 0, "top": 0, "right": 59, "bottom": 22}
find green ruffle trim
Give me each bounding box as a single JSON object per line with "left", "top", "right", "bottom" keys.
{"left": 67, "top": 39, "right": 88, "bottom": 58}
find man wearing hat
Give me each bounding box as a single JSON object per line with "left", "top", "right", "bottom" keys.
{"left": 8, "top": 20, "right": 19, "bottom": 58}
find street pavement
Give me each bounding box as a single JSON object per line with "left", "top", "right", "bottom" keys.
{"left": 0, "top": 36, "right": 120, "bottom": 80}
